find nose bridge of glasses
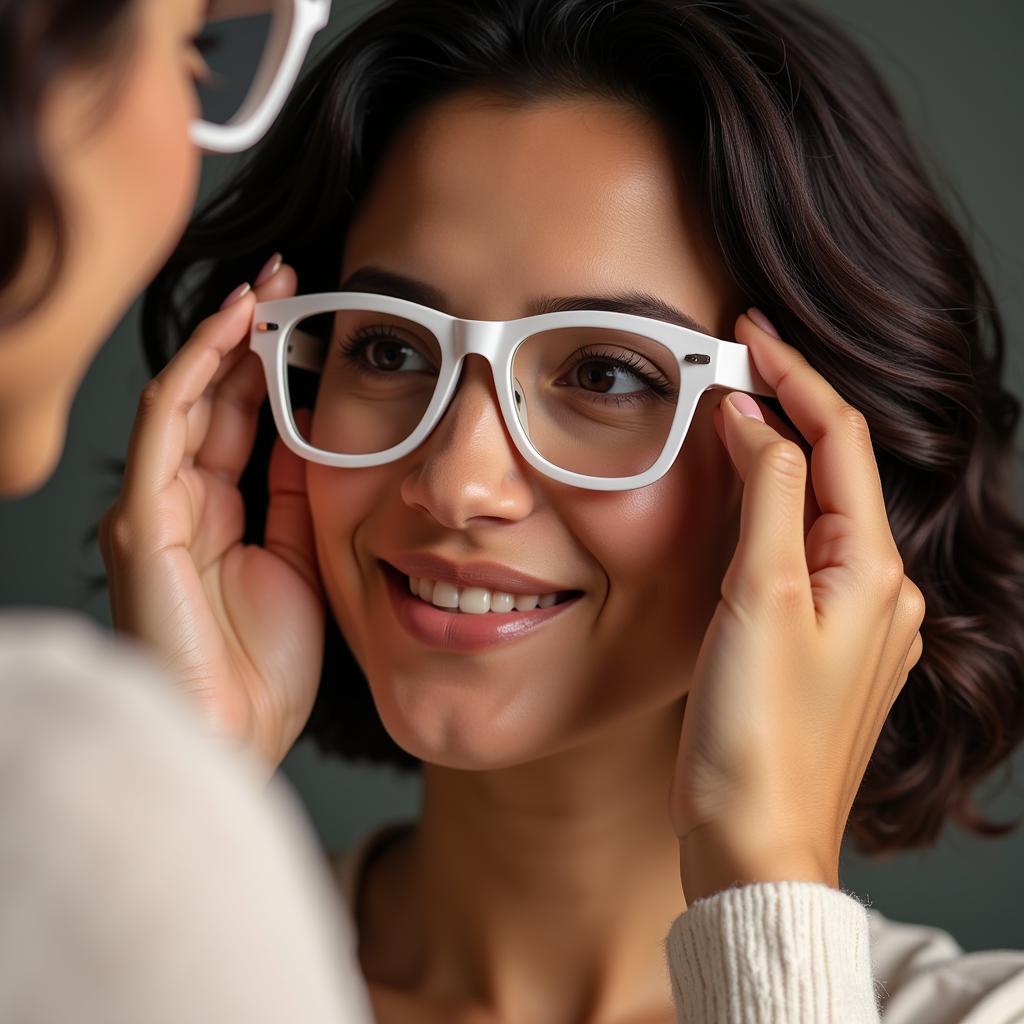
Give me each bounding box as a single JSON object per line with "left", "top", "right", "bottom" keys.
{"left": 441, "top": 320, "right": 516, "bottom": 437}
{"left": 452, "top": 318, "right": 508, "bottom": 364}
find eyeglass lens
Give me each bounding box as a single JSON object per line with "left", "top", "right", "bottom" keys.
{"left": 195, "top": 0, "right": 287, "bottom": 128}
{"left": 284, "top": 308, "right": 684, "bottom": 479}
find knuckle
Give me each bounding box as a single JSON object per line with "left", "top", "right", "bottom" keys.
{"left": 137, "top": 377, "right": 162, "bottom": 415}
{"left": 766, "top": 571, "right": 807, "bottom": 611}
{"left": 873, "top": 551, "right": 905, "bottom": 596}
{"left": 901, "top": 576, "right": 927, "bottom": 625}
{"left": 762, "top": 439, "right": 806, "bottom": 482}
{"left": 108, "top": 513, "right": 135, "bottom": 559}
{"left": 838, "top": 403, "right": 871, "bottom": 440}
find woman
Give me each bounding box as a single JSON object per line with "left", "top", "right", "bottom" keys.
{"left": 0, "top": 1, "right": 374, "bottom": 1020}
{"left": 102, "top": 0, "right": 1024, "bottom": 1020}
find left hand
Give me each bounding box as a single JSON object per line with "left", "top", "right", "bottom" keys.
{"left": 668, "top": 308, "right": 926, "bottom": 905}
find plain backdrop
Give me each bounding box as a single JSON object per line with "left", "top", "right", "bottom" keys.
{"left": 1, "top": 0, "right": 1021, "bottom": 952}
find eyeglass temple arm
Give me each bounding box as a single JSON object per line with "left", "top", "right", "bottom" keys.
{"left": 712, "top": 339, "right": 776, "bottom": 399}
{"left": 286, "top": 328, "right": 327, "bottom": 373}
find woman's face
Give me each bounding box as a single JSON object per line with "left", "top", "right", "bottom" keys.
{"left": 306, "top": 90, "right": 745, "bottom": 768}
{"left": 1, "top": 0, "right": 203, "bottom": 495}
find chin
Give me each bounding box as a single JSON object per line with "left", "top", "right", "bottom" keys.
{"left": 368, "top": 669, "right": 566, "bottom": 772}
{"left": 0, "top": 414, "right": 66, "bottom": 498}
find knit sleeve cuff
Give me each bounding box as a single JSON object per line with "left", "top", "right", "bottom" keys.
{"left": 664, "top": 880, "right": 881, "bottom": 1023}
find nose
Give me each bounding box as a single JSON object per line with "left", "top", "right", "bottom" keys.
{"left": 400, "top": 355, "right": 536, "bottom": 529}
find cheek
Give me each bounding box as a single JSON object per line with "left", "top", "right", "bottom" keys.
{"left": 306, "top": 462, "right": 389, "bottom": 654}
{"left": 110, "top": 56, "right": 199, "bottom": 262}
{"left": 563, "top": 405, "right": 737, "bottom": 659}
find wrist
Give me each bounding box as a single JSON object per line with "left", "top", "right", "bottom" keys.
{"left": 678, "top": 833, "right": 839, "bottom": 906}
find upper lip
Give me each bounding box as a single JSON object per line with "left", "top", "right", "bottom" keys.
{"left": 384, "top": 553, "right": 573, "bottom": 596}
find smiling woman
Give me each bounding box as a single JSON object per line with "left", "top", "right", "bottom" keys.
{"left": 102, "top": 0, "right": 1024, "bottom": 1020}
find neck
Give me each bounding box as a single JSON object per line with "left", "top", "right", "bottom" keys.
{"left": 359, "top": 699, "right": 687, "bottom": 1023}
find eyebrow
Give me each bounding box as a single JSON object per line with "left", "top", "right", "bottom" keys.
{"left": 338, "top": 265, "right": 715, "bottom": 336}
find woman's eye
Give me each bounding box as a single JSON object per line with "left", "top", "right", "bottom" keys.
{"left": 362, "top": 338, "right": 433, "bottom": 373}
{"left": 573, "top": 359, "right": 648, "bottom": 394}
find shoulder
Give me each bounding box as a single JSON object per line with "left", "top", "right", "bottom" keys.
{"left": 0, "top": 608, "right": 171, "bottom": 704}
{"left": 868, "top": 906, "right": 1024, "bottom": 1022}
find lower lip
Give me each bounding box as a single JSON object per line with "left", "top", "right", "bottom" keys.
{"left": 381, "top": 562, "right": 582, "bottom": 652}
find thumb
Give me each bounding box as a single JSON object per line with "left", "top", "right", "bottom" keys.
{"left": 265, "top": 408, "right": 321, "bottom": 595}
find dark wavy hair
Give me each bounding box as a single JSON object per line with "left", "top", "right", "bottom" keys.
{"left": 140, "top": 0, "right": 1024, "bottom": 856}
{"left": 0, "top": 0, "right": 137, "bottom": 325}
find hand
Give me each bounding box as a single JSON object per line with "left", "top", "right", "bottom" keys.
{"left": 668, "top": 308, "right": 926, "bottom": 905}
{"left": 100, "top": 258, "right": 324, "bottom": 781}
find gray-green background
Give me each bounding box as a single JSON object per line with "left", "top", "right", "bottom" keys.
{"left": 2, "top": 0, "right": 1021, "bottom": 952}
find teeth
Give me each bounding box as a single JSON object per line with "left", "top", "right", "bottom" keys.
{"left": 490, "top": 591, "right": 515, "bottom": 613}
{"left": 406, "top": 575, "right": 562, "bottom": 614}
{"left": 431, "top": 580, "right": 460, "bottom": 609}
{"left": 459, "top": 587, "right": 490, "bottom": 614}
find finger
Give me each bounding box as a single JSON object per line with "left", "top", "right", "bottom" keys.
{"left": 121, "top": 286, "right": 257, "bottom": 503}
{"left": 718, "top": 392, "right": 812, "bottom": 601}
{"left": 713, "top": 397, "right": 821, "bottom": 540}
{"left": 883, "top": 576, "right": 927, "bottom": 712}
{"left": 265, "top": 408, "right": 321, "bottom": 595}
{"left": 734, "top": 311, "right": 890, "bottom": 550}
{"left": 194, "top": 265, "right": 298, "bottom": 483}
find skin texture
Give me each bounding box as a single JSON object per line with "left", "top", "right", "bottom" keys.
{"left": 100, "top": 89, "right": 925, "bottom": 1024}
{"left": 314, "top": 93, "right": 747, "bottom": 1021}
{"left": 0, "top": 0, "right": 206, "bottom": 496}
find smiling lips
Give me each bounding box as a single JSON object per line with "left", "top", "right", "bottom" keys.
{"left": 380, "top": 559, "right": 583, "bottom": 651}
{"left": 407, "top": 575, "right": 563, "bottom": 614}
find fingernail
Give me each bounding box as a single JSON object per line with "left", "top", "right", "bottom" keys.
{"left": 255, "top": 252, "right": 283, "bottom": 285}
{"left": 220, "top": 282, "right": 251, "bottom": 310}
{"left": 747, "top": 307, "right": 781, "bottom": 338}
{"left": 727, "top": 392, "right": 765, "bottom": 421}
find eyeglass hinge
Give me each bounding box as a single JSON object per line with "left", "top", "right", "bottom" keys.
{"left": 683, "top": 353, "right": 710, "bottom": 364}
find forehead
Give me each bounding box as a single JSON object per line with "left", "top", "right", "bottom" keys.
{"left": 342, "top": 90, "right": 733, "bottom": 329}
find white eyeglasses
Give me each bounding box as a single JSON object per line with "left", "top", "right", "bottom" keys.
{"left": 250, "top": 292, "right": 776, "bottom": 491}
{"left": 190, "top": 0, "right": 332, "bottom": 153}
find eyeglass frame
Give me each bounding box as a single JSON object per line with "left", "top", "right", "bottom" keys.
{"left": 190, "top": 0, "right": 332, "bottom": 154}
{"left": 249, "top": 291, "right": 777, "bottom": 492}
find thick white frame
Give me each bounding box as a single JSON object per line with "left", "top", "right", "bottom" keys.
{"left": 190, "top": 0, "right": 332, "bottom": 153}
{"left": 250, "top": 291, "right": 777, "bottom": 491}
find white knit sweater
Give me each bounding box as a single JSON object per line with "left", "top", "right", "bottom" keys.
{"left": 332, "top": 822, "right": 1024, "bottom": 1023}
{"left": 2, "top": 611, "right": 1023, "bottom": 1023}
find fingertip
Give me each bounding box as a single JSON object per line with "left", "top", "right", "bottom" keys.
{"left": 746, "top": 307, "right": 782, "bottom": 339}
{"left": 219, "top": 282, "right": 253, "bottom": 311}
{"left": 725, "top": 391, "right": 765, "bottom": 422}
{"left": 255, "top": 262, "right": 298, "bottom": 301}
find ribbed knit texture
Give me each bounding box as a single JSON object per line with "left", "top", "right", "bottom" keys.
{"left": 665, "top": 880, "right": 882, "bottom": 1023}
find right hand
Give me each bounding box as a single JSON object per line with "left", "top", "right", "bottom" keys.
{"left": 100, "top": 260, "right": 324, "bottom": 779}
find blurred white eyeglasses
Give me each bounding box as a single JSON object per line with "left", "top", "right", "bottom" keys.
{"left": 250, "top": 291, "right": 776, "bottom": 492}
{"left": 190, "top": 0, "right": 332, "bottom": 153}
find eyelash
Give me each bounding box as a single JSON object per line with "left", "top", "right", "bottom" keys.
{"left": 334, "top": 330, "right": 680, "bottom": 407}
{"left": 562, "top": 345, "right": 678, "bottom": 405}
{"left": 336, "top": 325, "right": 434, "bottom": 374}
